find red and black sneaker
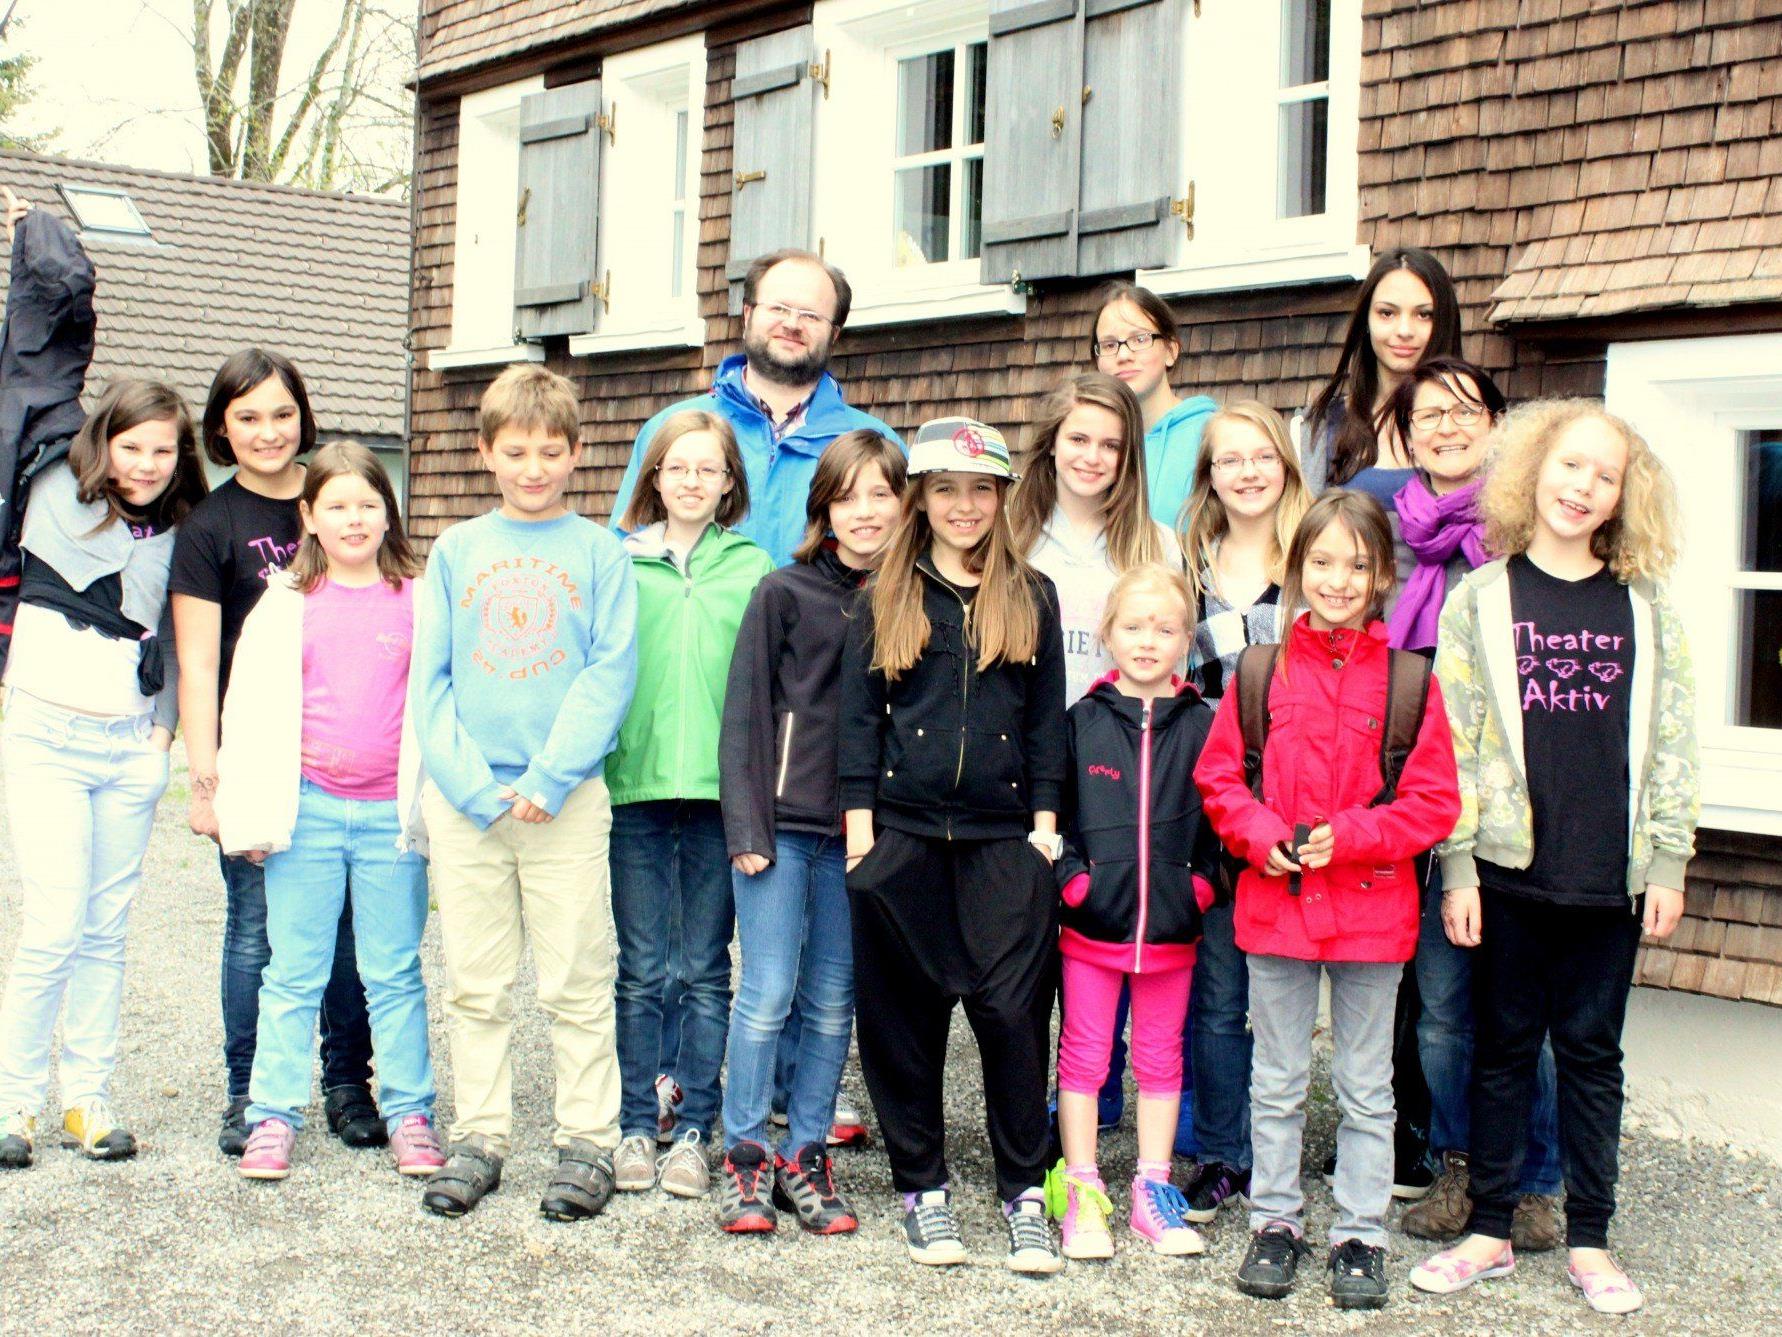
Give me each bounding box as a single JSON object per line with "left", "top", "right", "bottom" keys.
{"left": 717, "top": 1140, "right": 778, "bottom": 1234}
{"left": 826, "top": 1102, "right": 871, "bottom": 1149}
{"left": 772, "top": 1142, "right": 859, "bottom": 1235}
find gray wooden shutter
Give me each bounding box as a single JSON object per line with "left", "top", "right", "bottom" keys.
{"left": 979, "top": 0, "right": 1084, "bottom": 285}
{"left": 514, "top": 80, "right": 604, "bottom": 339}
{"left": 1077, "top": 0, "right": 1181, "bottom": 276}
{"left": 727, "top": 26, "right": 818, "bottom": 313}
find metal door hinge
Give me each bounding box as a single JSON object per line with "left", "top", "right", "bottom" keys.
{"left": 592, "top": 270, "right": 612, "bottom": 308}
{"left": 809, "top": 49, "right": 831, "bottom": 98}
{"left": 597, "top": 103, "right": 617, "bottom": 146}
{"left": 1171, "top": 182, "right": 1196, "bottom": 240}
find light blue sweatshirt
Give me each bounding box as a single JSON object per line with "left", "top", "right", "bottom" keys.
{"left": 411, "top": 509, "right": 638, "bottom": 828}
{"left": 1144, "top": 394, "right": 1219, "bottom": 529}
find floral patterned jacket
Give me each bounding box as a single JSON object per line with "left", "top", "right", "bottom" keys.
{"left": 1433, "top": 558, "right": 1700, "bottom": 900}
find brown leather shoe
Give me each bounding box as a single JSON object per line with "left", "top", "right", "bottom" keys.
{"left": 1511, "top": 1193, "right": 1563, "bottom": 1252}
{"left": 1401, "top": 1150, "right": 1472, "bottom": 1241}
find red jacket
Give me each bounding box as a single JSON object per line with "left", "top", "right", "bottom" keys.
{"left": 1194, "top": 616, "right": 1461, "bottom": 964}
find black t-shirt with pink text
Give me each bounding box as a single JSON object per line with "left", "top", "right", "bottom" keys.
{"left": 168, "top": 476, "right": 301, "bottom": 699}
{"left": 1479, "top": 554, "right": 1635, "bottom": 907}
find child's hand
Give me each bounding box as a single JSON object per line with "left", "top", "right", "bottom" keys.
{"left": 732, "top": 852, "right": 770, "bottom": 876}
{"left": 1643, "top": 885, "right": 1685, "bottom": 939}
{"left": 1297, "top": 823, "right": 1334, "bottom": 870}
{"left": 150, "top": 726, "right": 174, "bottom": 753}
{"left": 1442, "top": 885, "right": 1482, "bottom": 947}
{"left": 188, "top": 782, "right": 220, "bottom": 842}
{"left": 2, "top": 187, "right": 29, "bottom": 243}
{"left": 845, "top": 842, "right": 873, "bottom": 872}
{"left": 243, "top": 848, "right": 269, "bottom": 866}
{"left": 1263, "top": 842, "right": 1302, "bottom": 878}
{"left": 500, "top": 788, "right": 553, "bottom": 824}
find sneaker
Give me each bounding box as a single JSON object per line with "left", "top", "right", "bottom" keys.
{"left": 902, "top": 1188, "right": 967, "bottom": 1266}
{"left": 1005, "top": 1193, "right": 1064, "bottom": 1274}
{"left": 1236, "top": 1222, "right": 1311, "bottom": 1299}
{"left": 657, "top": 1129, "right": 711, "bottom": 1198}
{"left": 1511, "top": 1193, "right": 1563, "bottom": 1253}
{"left": 389, "top": 1114, "right": 446, "bottom": 1177}
{"left": 421, "top": 1139, "right": 503, "bottom": 1217}
{"left": 1184, "top": 1160, "right": 1250, "bottom": 1224}
{"left": 654, "top": 1075, "right": 683, "bottom": 1146}
{"left": 540, "top": 1139, "right": 617, "bottom": 1221}
{"left": 324, "top": 1085, "right": 387, "bottom": 1149}
{"left": 238, "top": 1118, "right": 295, "bottom": 1180}
{"left": 826, "top": 1102, "right": 871, "bottom": 1148}
{"left": 0, "top": 1111, "right": 36, "bottom": 1170}
{"left": 1409, "top": 1239, "right": 1515, "bottom": 1294}
{"left": 1392, "top": 1139, "right": 1435, "bottom": 1201}
{"left": 61, "top": 1098, "right": 137, "bottom": 1161}
{"left": 1130, "top": 1176, "right": 1206, "bottom": 1256}
{"left": 1043, "top": 1162, "right": 1112, "bottom": 1261}
{"left": 1328, "top": 1238, "right": 1390, "bottom": 1309}
{"left": 717, "top": 1141, "right": 778, "bottom": 1233}
{"left": 1400, "top": 1150, "right": 1471, "bottom": 1241}
{"left": 218, "top": 1097, "right": 251, "bottom": 1157}
{"left": 1096, "top": 1089, "right": 1124, "bottom": 1131}
{"left": 613, "top": 1134, "right": 657, "bottom": 1192}
{"left": 773, "top": 1143, "right": 859, "bottom": 1234}
{"left": 1569, "top": 1256, "right": 1643, "bottom": 1315}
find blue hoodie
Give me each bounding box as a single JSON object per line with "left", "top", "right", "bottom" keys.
{"left": 609, "top": 354, "right": 902, "bottom": 566}
{"left": 1143, "top": 394, "right": 1219, "bottom": 529}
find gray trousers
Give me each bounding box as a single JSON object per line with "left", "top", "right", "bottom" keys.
{"left": 1247, "top": 955, "right": 1401, "bottom": 1247}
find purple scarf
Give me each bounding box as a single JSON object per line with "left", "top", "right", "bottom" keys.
{"left": 1389, "top": 475, "right": 1488, "bottom": 650}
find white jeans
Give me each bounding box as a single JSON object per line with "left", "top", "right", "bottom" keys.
{"left": 0, "top": 690, "right": 168, "bottom": 1113}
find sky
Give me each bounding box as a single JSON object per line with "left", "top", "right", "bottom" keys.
{"left": 3, "top": 0, "right": 414, "bottom": 186}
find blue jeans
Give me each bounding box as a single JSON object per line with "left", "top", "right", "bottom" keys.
{"left": 1191, "top": 899, "right": 1253, "bottom": 1169}
{"left": 246, "top": 781, "right": 434, "bottom": 1132}
{"left": 723, "top": 831, "right": 854, "bottom": 1150}
{"left": 1416, "top": 874, "right": 1562, "bottom": 1194}
{"left": 611, "top": 799, "right": 734, "bottom": 1141}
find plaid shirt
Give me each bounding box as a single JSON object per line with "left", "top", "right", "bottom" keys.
{"left": 1189, "top": 577, "right": 1281, "bottom": 701}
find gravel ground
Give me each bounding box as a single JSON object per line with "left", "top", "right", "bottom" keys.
{"left": 1, "top": 750, "right": 1779, "bottom": 1335}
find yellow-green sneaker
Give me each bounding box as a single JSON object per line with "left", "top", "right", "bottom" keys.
{"left": 0, "top": 1110, "right": 35, "bottom": 1169}
{"left": 1044, "top": 1158, "right": 1113, "bottom": 1260}
{"left": 62, "top": 1098, "right": 137, "bottom": 1161}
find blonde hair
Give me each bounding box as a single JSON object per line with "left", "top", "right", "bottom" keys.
{"left": 1179, "top": 401, "right": 1312, "bottom": 604}
{"left": 1479, "top": 400, "right": 1681, "bottom": 582}
{"left": 1009, "top": 372, "right": 1162, "bottom": 571}
{"left": 1097, "top": 561, "right": 1196, "bottom": 643}
{"left": 617, "top": 409, "right": 751, "bottom": 531}
{"left": 479, "top": 363, "right": 580, "bottom": 447}
{"left": 868, "top": 475, "right": 1040, "bottom": 677}
{"left": 791, "top": 430, "right": 908, "bottom": 564}
{"left": 289, "top": 442, "right": 422, "bottom": 594}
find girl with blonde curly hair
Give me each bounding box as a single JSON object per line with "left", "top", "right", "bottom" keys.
{"left": 1413, "top": 401, "right": 1698, "bottom": 1316}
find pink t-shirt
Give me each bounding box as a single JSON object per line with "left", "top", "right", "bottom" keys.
{"left": 300, "top": 577, "right": 414, "bottom": 800}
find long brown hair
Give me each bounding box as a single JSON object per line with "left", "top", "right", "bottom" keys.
{"left": 1009, "top": 372, "right": 1161, "bottom": 571}
{"left": 617, "top": 409, "right": 750, "bottom": 531}
{"left": 1277, "top": 489, "right": 1395, "bottom": 678}
{"left": 1087, "top": 281, "right": 1181, "bottom": 364}
{"left": 791, "top": 429, "right": 908, "bottom": 564}
{"left": 868, "top": 474, "right": 1040, "bottom": 677}
{"left": 68, "top": 379, "right": 208, "bottom": 531}
{"left": 289, "top": 442, "right": 421, "bottom": 593}
{"left": 1180, "top": 401, "right": 1311, "bottom": 604}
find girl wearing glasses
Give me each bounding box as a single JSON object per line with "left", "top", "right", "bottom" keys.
{"left": 608, "top": 410, "right": 775, "bottom": 1200}
{"left": 1090, "top": 283, "right": 1217, "bottom": 529}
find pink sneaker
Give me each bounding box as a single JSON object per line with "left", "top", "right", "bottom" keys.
{"left": 1409, "top": 1241, "right": 1515, "bottom": 1294}
{"left": 390, "top": 1114, "right": 446, "bottom": 1177}
{"left": 1129, "top": 1176, "right": 1206, "bottom": 1256}
{"left": 238, "top": 1118, "right": 295, "bottom": 1180}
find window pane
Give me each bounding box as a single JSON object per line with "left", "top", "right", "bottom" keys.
{"left": 898, "top": 50, "right": 955, "bottom": 156}
{"left": 966, "top": 42, "right": 988, "bottom": 146}
{"left": 672, "top": 109, "right": 689, "bottom": 204}
{"left": 1735, "top": 590, "right": 1782, "bottom": 729}
{"left": 671, "top": 208, "right": 685, "bottom": 299}
{"left": 1281, "top": 0, "right": 1331, "bottom": 87}
{"left": 1278, "top": 98, "right": 1328, "bottom": 217}
{"left": 961, "top": 155, "right": 984, "bottom": 260}
{"left": 894, "top": 164, "right": 950, "bottom": 265}
{"left": 1742, "top": 432, "right": 1782, "bottom": 573}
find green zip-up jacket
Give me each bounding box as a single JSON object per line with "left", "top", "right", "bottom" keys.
{"left": 608, "top": 522, "right": 775, "bottom": 806}
{"left": 1432, "top": 558, "right": 1700, "bottom": 900}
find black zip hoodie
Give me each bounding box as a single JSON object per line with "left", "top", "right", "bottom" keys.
{"left": 1057, "top": 675, "right": 1222, "bottom": 952}
{"left": 719, "top": 545, "right": 869, "bottom": 859}
{"left": 838, "top": 553, "right": 1067, "bottom": 841}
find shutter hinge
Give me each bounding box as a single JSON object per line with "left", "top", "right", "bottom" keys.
{"left": 1082, "top": 85, "right": 1092, "bottom": 105}
{"left": 592, "top": 270, "right": 612, "bottom": 309}
{"left": 597, "top": 102, "right": 617, "bottom": 146}
{"left": 735, "top": 169, "right": 767, "bottom": 189}
{"left": 1193, "top": 0, "right": 1202, "bottom": 14}
{"left": 1051, "top": 105, "right": 1066, "bottom": 138}
{"left": 516, "top": 187, "right": 531, "bottom": 228}
{"left": 1171, "top": 182, "right": 1196, "bottom": 241}
{"left": 809, "top": 49, "right": 831, "bottom": 98}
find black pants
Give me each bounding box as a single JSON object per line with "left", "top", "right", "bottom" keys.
{"left": 1465, "top": 888, "right": 1643, "bottom": 1249}
{"left": 847, "top": 827, "right": 1058, "bottom": 1203}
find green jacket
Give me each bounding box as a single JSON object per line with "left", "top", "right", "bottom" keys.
{"left": 607, "top": 522, "right": 775, "bottom": 805}
{"left": 1433, "top": 558, "right": 1700, "bottom": 900}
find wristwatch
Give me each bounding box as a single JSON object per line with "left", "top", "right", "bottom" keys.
{"left": 1028, "top": 830, "right": 1063, "bottom": 859}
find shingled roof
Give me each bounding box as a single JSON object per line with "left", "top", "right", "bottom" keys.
{"left": 0, "top": 148, "right": 409, "bottom": 442}
{"left": 418, "top": 0, "right": 696, "bottom": 85}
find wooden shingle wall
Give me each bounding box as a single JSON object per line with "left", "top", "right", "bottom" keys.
{"left": 1639, "top": 830, "right": 1782, "bottom": 1006}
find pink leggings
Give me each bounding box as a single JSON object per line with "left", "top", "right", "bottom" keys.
{"left": 1056, "top": 955, "right": 1193, "bottom": 1098}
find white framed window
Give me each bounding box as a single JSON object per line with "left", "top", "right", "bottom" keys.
{"left": 1140, "top": 0, "right": 1369, "bottom": 297}
{"left": 431, "top": 75, "right": 547, "bottom": 371}
{"left": 569, "top": 34, "right": 706, "bottom": 357}
{"left": 812, "top": 0, "right": 1025, "bottom": 327}
{"left": 1606, "top": 332, "right": 1782, "bottom": 835}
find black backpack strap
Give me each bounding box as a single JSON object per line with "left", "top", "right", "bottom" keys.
{"left": 1371, "top": 649, "right": 1433, "bottom": 806}
{"left": 1234, "top": 643, "right": 1280, "bottom": 801}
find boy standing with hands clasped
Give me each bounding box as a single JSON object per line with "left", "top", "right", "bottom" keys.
{"left": 410, "top": 365, "right": 639, "bottom": 1221}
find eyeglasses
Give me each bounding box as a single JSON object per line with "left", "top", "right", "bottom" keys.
{"left": 1090, "top": 331, "right": 1160, "bottom": 359}
{"left": 754, "top": 301, "right": 834, "bottom": 329}
{"left": 1409, "top": 403, "right": 1487, "bottom": 431}
{"left": 1210, "top": 451, "right": 1284, "bottom": 475}
{"left": 658, "top": 463, "right": 730, "bottom": 483}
